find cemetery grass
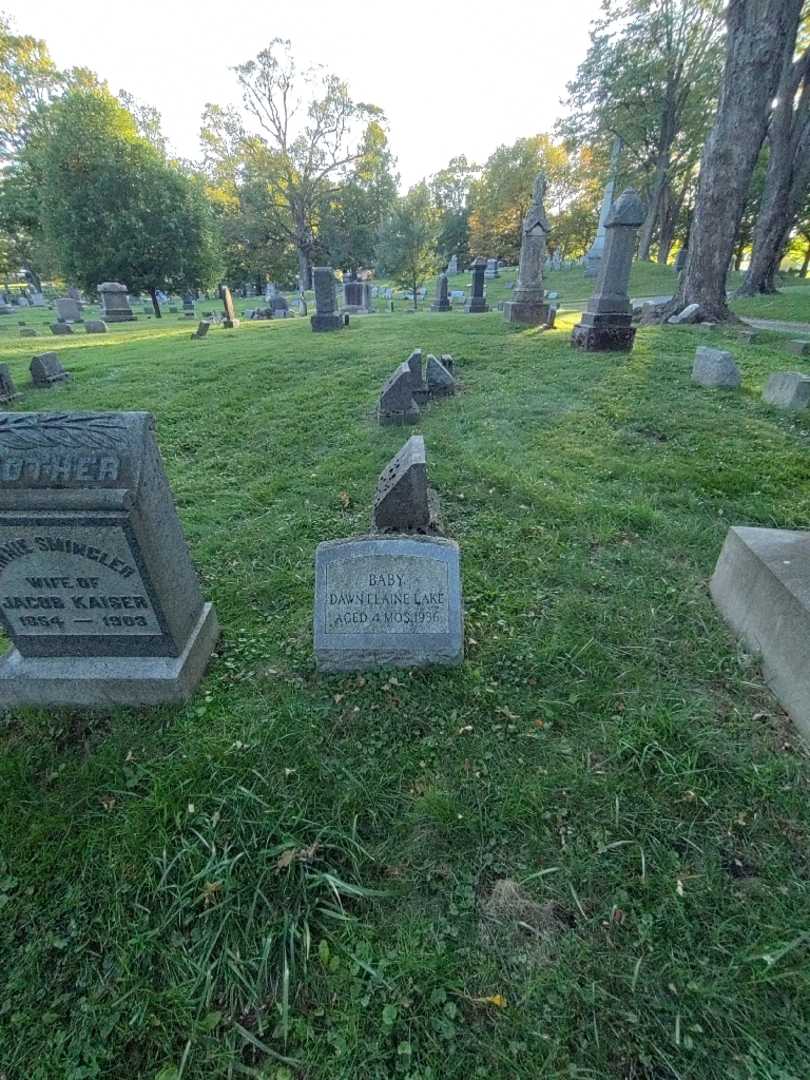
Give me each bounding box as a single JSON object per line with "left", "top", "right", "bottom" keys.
{"left": 0, "top": 311, "right": 809, "bottom": 1080}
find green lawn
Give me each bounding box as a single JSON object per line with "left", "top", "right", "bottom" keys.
{"left": 0, "top": 306, "right": 809, "bottom": 1079}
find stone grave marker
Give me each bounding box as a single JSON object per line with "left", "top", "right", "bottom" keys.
{"left": 430, "top": 272, "right": 452, "bottom": 312}
{"left": 183, "top": 291, "right": 195, "bottom": 312}
{"left": 31, "top": 353, "right": 70, "bottom": 387}
{"left": 222, "top": 287, "right": 240, "bottom": 329}
{"left": 692, "top": 347, "right": 741, "bottom": 388}
{"left": 465, "top": 258, "right": 490, "bottom": 313}
{"left": 56, "top": 297, "right": 83, "bottom": 323}
{"left": 342, "top": 273, "right": 368, "bottom": 314}
{"left": 572, "top": 189, "right": 644, "bottom": 352}
{"left": 85, "top": 320, "right": 108, "bottom": 334}
{"left": 0, "top": 366, "right": 20, "bottom": 403}
{"left": 191, "top": 321, "right": 211, "bottom": 340}
{"left": 762, "top": 371, "right": 810, "bottom": 410}
{"left": 50, "top": 322, "right": 73, "bottom": 336}
{"left": 314, "top": 435, "right": 462, "bottom": 672}
{"left": 787, "top": 339, "right": 810, "bottom": 357}
{"left": 98, "top": 282, "right": 136, "bottom": 323}
{"left": 311, "top": 268, "right": 342, "bottom": 331}
{"left": 447, "top": 254, "right": 459, "bottom": 274}
{"left": 0, "top": 411, "right": 219, "bottom": 706}
{"left": 378, "top": 363, "right": 420, "bottom": 426}
{"left": 503, "top": 173, "right": 550, "bottom": 326}
{"left": 426, "top": 355, "right": 456, "bottom": 398}
{"left": 545, "top": 307, "right": 557, "bottom": 330}
{"left": 484, "top": 258, "right": 499, "bottom": 279}
{"left": 30, "top": 293, "right": 45, "bottom": 307}
{"left": 407, "top": 348, "right": 428, "bottom": 404}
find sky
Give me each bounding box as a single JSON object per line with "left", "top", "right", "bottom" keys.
{"left": 5, "top": 0, "right": 603, "bottom": 188}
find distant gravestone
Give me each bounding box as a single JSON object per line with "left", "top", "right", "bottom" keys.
{"left": 222, "top": 287, "right": 240, "bottom": 329}
{"left": 31, "top": 353, "right": 70, "bottom": 387}
{"left": 378, "top": 363, "right": 420, "bottom": 426}
{"left": 465, "top": 258, "right": 490, "bottom": 313}
{"left": 447, "top": 254, "right": 459, "bottom": 274}
{"left": 0, "top": 366, "right": 20, "bottom": 403}
{"left": 787, "top": 339, "right": 810, "bottom": 357}
{"left": 426, "top": 354, "right": 456, "bottom": 398}
{"left": 503, "top": 172, "right": 550, "bottom": 326}
{"left": 50, "top": 322, "right": 73, "bottom": 336}
{"left": 183, "top": 291, "right": 195, "bottom": 312}
{"left": 98, "top": 282, "right": 136, "bottom": 323}
{"left": 571, "top": 189, "right": 644, "bottom": 352}
{"left": 56, "top": 297, "right": 82, "bottom": 323}
{"left": 342, "top": 273, "right": 367, "bottom": 313}
{"left": 484, "top": 258, "right": 499, "bottom": 280}
{"left": 313, "top": 435, "right": 462, "bottom": 672}
{"left": 0, "top": 411, "right": 219, "bottom": 706}
{"left": 311, "top": 267, "right": 342, "bottom": 332}
{"left": 430, "top": 272, "right": 452, "bottom": 312}
{"left": 545, "top": 307, "right": 557, "bottom": 330}
{"left": 692, "top": 347, "right": 741, "bottom": 388}
{"left": 85, "top": 320, "right": 108, "bottom": 334}
{"left": 30, "top": 293, "right": 45, "bottom": 307}
{"left": 762, "top": 372, "right": 810, "bottom": 410}
{"left": 191, "top": 320, "right": 210, "bottom": 340}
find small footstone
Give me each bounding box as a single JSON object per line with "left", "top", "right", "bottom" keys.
{"left": 692, "top": 347, "right": 740, "bottom": 388}
{"left": 711, "top": 526, "right": 810, "bottom": 740}
{"left": 762, "top": 371, "right": 810, "bottom": 410}
{"left": 378, "top": 363, "right": 420, "bottom": 426}
{"left": 426, "top": 354, "right": 456, "bottom": 398}
{"left": 787, "top": 339, "right": 810, "bottom": 357}
{"left": 51, "top": 322, "right": 73, "bottom": 336}
{"left": 373, "top": 435, "right": 430, "bottom": 532}
{"left": 31, "top": 353, "right": 70, "bottom": 387}
{"left": 85, "top": 320, "right": 108, "bottom": 333}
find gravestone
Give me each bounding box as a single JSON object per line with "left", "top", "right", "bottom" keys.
{"left": 378, "top": 363, "right": 420, "bottom": 426}
{"left": 191, "top": 320, "right": 210, "bottom": 340}
{"left": 484, "top": 258, "right": 499, "bottom": 280}
{"left": 0, "top": 366, "right": 20, "bottom": 403}
{"left": 222, "top": 287, "right": 240, "bottom": 329}
{"left": 50, "top": 322, "right": 73, "bottom": 336}
{"left": 430, "top": 272, "right": 452, "bottom": 312}
{"left": 465, "top": 258, "right": 490, "bottom": 313}
{"left": 56, "top": 298, "right": 83, "bottom": 323}
{"left": 30, "top": 293, "right": 45, "bottom": 308}
{"left": 571, "top": 189, "right": 644, "bottom": 352}
{"left": 668, "top": 303, "right": 701, "bottom": 325}
{"left": 503, "top": 172, "right": 550, "bottom": 326}
{"left": 183, "top": 291, "right": 195, "bottom": 312}
{"left": 762, "top": 372, "right": 810, "bottom": 410}
{"left": 407, "top": 348, "right": 428, "bottom": 404}
{"left": 692, "top": 347, "right": 741, "bottom": 388}
{"left": 31, "top": 353, "right": 70, "bottom": 387}
{"left": 674, "top": 246, "right": 688, "bottom": 273}
{"left": 342, "top": 272, "right": 367, "bottom": 313}
{"left": 787, "top": 339, "right": 810, "bottom": 357}
{"left": 426, "top": 355, "right": 456, "bottom": 398}
{"left": 313, "top": 435, "right": 462, "bottom": 672}
{"left": 0, "top": 411, "right": 219, "bottom": 706}
{"left": 447, "top": 254, "right": 459, "bottom": 274}
{"left": 545, "top": 307, "right": 557, "bottom": 330}
{"left": 98, "top": 282, "right": 136, "bottom": 323}
{"left": 85, "top": 320, "right": 108, "bottom": 334}
{"left": 585, "top": 135, "right": 622, "bottom": 278}
{"left": 270, "top": 294, "right": 289, "bottom": 316}
{"left": 711, "top": 526, "right": 810, "bottom": 740}
{"left": 363, "top": 282, "right": 373, "bottom": 312}
{"left": 311, "top": 267, "right": 342, "bottom": 331}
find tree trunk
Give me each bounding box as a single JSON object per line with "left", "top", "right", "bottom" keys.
{"left": 669, "top": 0, "right": 804, "bottom": 322}
{"left": 149, "top": 286, "right": 161, "bottom": 318}
{"left": 736, "top": 48, "right": 810, "bottom": 296}
{"left": 801, "top": 238, "right": 810, "bottom": 277}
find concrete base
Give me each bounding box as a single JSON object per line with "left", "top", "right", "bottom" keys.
{"left": 465, "top": 299, "right": 490, "bottom": 313}
{"left": 310, "top": 314, "right": 343, "bottom": 332}
{"left": 503, "top": 300, "right": 550, "bottom": 326}
{"left": 711, "top": 526, "right": 810, "bottom": 741}
{"left": 571, "top": 322, "right": 636, "bottom": 352}
{"left": 0, "top": 603, "right": 219, "bottom": 708}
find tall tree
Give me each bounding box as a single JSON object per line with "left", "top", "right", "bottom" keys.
{"left": 736, "top": 15, "right": 810, "bottom": 294}
{"left": 230, "top": 38, "right": 385, "bottom": 289}
{"left": 375, "top": 182, "right": 438, "bottom": 310}
{"left": 0, "top": 12, "right": 62, "bottom": 163}
{"left": 671, "top": 0, "right": 805, "bottom": 320}
{"left": 430, "top": 155, "right": 479, "bottom": 265}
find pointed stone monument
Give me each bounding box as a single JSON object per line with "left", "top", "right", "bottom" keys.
{"left": 585, "top": 136, "right": 623, "bottom": 279}
{"left": 431, "top": 272, "right": 452, "bottom": 312}
{"left": 503, "top": 173, "right": 551, "bottom": 326}
{"left": 465, "top": 258, "right": 490, "bottom": 313}
{"left": 571, "top": 189, "right": 644, "bottom": 352}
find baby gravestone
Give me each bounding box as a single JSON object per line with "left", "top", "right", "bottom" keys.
{"left": 0, "top": 366, "right": 20, "bottom": 403}
{"left": 31, "top": 353, "right": 70, "bottom": 387}
{"left": 314, "top": 435, "right": 462, "bottom": 672}
{"left": 0, "top": 411, "right": 219, "bottom": 706}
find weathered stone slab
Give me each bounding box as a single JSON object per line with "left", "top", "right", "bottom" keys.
{"left": 98, "top": 282, "right": 135, "bottom": 323}
{"left": 0, "top": 366, "right": 20, "bottom": 403}
{"left": 85, "top": 320, "right": 108, "bottom": 334}
{"left": 431, "top": 272, "right": 452, "bottom": 312}
{"left": 313, "top": 535, "right": 463, "bottom": 672}
{"left": 191, "top": 320, "right": 210, "bottom": 340}
{"left": 378, "top": 363, "right": 420, "bottom": 426}
{"left": 51, "top": 322, "right": 73, "bottom": 336}
{"left": 56, "top": 297, "right": 82, "bottom": 322}
{"left": 426, "top": 355, "right": 456, "bottom": 398}
{"left": 762, "top": 371, "right": 810, "bottom": 410}
{"left": 221, "top": 286, "right": 239, "bottom": 329}
{"left": 373, "top": 435, "right": 429, "bottom": 532}
{"left": 31, "top": 353, "right": 70, "bottom": 387}
{"left": 787, "top": 339, "right": 810, "bottom": 357}
{"left": 0, "top": 411, "right": 218, "bottom": 706}
{"left": 667, "top": 303, "right": 700, "bottom": 325}
{"left": 711, "top": 526, "right": 810, "bottom": 741}
{"left": 465, "top": 259, "right": 490, "bottom": 313}
{"left": 692, "top": 347, "right": 741, "bottom": 388}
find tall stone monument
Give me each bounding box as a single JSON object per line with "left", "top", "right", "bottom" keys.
{"left": 98, "top": 283, "right": 136, "bottom": 323}
{"left": 585, "top": 136, "right": 623, "bottom": 279}
{"left": 313, "top": 435, "right": 462, "bottom": 672}
{"left": 342, "top": 272, "right": 368, "bottom": 314}
{"left": 465, "top": 258, "right": 490, "bottom": 313}
{"left": 221, "top": 287, "right": 240, "bottom": 329}
{"left": 571, "top": 189, "right": 644, "bottom": 352}
{"left": 311, "top": 267, "right": 343, "bottom": 332}
{"left": 0, "top": 411, "right": 218, "bottom": 705}
{"left": 503, "top": 173, "right": 551, "bottom": 326}
{"left": 430, "top": 272, "right": 452, "bottom": 312}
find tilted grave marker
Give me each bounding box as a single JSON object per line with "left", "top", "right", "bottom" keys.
{"left": 31, "top": 353, "right": 70, "bottom": 387}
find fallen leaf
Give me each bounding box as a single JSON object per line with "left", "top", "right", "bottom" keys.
{"left": 339, "top": 490, "right": 352, "bottom": 510}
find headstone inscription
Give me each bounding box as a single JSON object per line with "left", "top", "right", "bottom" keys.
{"left": 0, "top": 366, "right": 20, "bottom": 403}
{"left": 31, "top": 353, "right": 70, "bottom": 387}
{"left": 430, "top": 272, "right": 452, "bottom": 312}
{"left": 503, "top": 172, "right": 551, "bottom": 326}
{"left": 465, "top": 258, "right": 490, "bottom": 313}
{"left": 0, "top": 411, "right": 219, "bottom": 706}
{"left": 311, "top": 267, "right": 343, "bottom": 332}
{"left": 98, "top": 282, "right": 136, "bottom": 323}
{"left": 222, "top": 287, "right": 240, "bottom": 329}
{"left": 313, "top": 435, "right": 463, "bottom": 672}
{"left": 56, "top": 297, "right": 83, "bottom": 323}
{"left": 571, "top": 189, "right": 644, "bottom": 352}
